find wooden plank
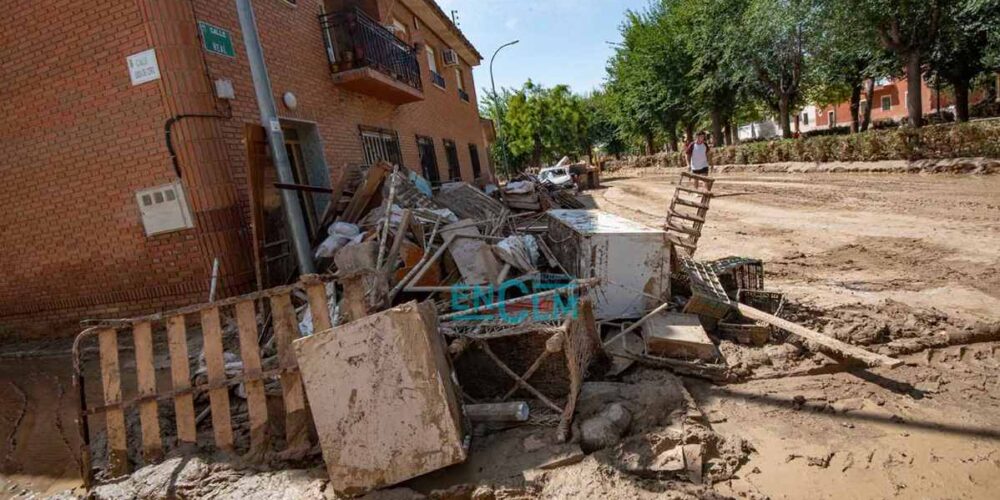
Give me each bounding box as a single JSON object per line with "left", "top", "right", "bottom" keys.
{"left": 235, "top": 300, "right": 270, "bottom": 458}
{"left": 737, "top": 304, "right": 904, "bottom": 368}
{"left": 270, "top": 293, "right": 311, "bottom": 452}
{"left": 305, "top": 282, "right": 333, "bottom": 334}
{"left": 132, "top": 322, "right": 163, "bottom": 462}
{"left": 200, "top": 307, "right": 234, "bottom": 451}
{"left": 166, "top": 315, "right": 197, "bottom": 446}
{"left": 98, "top": 328, "right": 128, "bottom": 476}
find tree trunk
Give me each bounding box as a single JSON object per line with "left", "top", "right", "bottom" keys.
{"left": 532, "top": 137, "right": 543, "bottom": 168}
{"left": 848, "top": 84, "right": 862, "bottom": 133}
{"left": 778, "top": 95, "right": 792, "bottom": 137}
{"left": 710, "top": 108, "right": 724, "bottom": 147}
{"left": 644, "top": 131, "right": 656, "bottom": 155}
{"left": 905, "top": 51, "right": 923, "bottom": 127}
{"left": 685, "top": 122, "right": 695, "bottom": 142}
{"left": 667, "top": 126, "right": 679, "bottom": 152}
{"left": 730, "top": 121, "right": 739, "bottom": 145}
{"left": 952, "top": 78, "right": 970, "bottom": 122}
{"left": 861, "top": 79, "right": 875, "bottom": 131}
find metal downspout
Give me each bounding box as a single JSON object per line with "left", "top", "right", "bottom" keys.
{"left": 235, "top": 0, "right": 316, "bottom": 274}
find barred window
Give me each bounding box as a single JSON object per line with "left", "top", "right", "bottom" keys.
{"left": 360, "top": 127, "right": 402, "bottom": 166}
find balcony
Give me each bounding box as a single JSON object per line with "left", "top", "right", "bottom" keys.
{"left": 320, "top": 7, "right": 424, "bottom": 105}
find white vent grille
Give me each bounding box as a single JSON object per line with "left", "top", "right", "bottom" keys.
{"left": 136, "top": 182, "right": 195, "bottom": 236}
{"left": 442, "top": 49, "right": 459, "bottom": 67}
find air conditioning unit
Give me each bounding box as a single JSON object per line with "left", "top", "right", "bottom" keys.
{"left": 442, "top": 49, "right": 459, "bottom": 67}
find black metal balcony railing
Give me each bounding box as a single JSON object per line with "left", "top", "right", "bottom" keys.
{"left": 320, "top": 7, "right": 422, "bottom": 91}
{"left": 430, "top": 71, "right": 446, "bottom": 89}
{"left": 458, "top": 88, "right": 470, "bottom": 102}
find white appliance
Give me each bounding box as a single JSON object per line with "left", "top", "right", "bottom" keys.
{"left": 546, "top": 210, "right": 671, "bottom": 319}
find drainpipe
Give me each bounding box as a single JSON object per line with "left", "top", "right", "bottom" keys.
{"left": 235, "top": 0, "right": 316, "bottom": 274}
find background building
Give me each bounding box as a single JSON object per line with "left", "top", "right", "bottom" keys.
{"left": 0, "top": 0, "right": 493, "bottom": 338}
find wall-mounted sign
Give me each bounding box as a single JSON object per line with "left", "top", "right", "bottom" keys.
{"left": 127, "top": 49, "right": 160, "bottom": 86}
{"left": 198, "top": 21, "right": 236, "bottom": 58}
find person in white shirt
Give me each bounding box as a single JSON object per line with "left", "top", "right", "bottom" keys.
{"left": 684, "top": 131, "right": 712, "bottom": 175}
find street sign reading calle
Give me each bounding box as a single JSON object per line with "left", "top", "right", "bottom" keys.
{"left": 198, "top": 21, "right": 236, "bottom": 58}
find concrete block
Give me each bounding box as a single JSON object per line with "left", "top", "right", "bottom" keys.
{"left": 293, "top": 301, "right": 466, "bottom": 496}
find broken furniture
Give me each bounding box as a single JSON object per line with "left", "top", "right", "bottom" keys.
{"left": 664, "top": 171, "right": 714, "bottom": 257}
{"left": 446, "top": 298, "right": 602, "bottom": 441}
{"left": 293, "top": 301, "right": 465, "bottom": 496}
{"left": 545, "top": 209, "right": 671, "bottom": 320}
{"left": 718, "top": 289, "right": 784, "bottom": 346}
{"left": 72, "top": 275, "right": 337, "bottom": 486}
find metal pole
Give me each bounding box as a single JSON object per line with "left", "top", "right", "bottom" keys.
{"left": 490, "top": 40, "right": 519, "bottom": 178}
{"left": 236, "top": 0, "right": 316, "bottom": 274}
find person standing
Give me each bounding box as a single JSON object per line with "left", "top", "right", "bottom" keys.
{"left": 684, "top": 131, "right": 711, "bottom": 175}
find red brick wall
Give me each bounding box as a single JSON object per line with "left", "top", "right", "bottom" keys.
{"left": 0, "top": 0, "right": 491, "bottom": 339}
{"left": 0, "top": 0, "right": 245, "bottom": 339}
{"left": 815, "top": 77, "right": 991, "bottom": 127}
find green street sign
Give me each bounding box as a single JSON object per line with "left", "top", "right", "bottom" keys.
{"left": 198, "top": 21, "right": 235, "bottom": 58}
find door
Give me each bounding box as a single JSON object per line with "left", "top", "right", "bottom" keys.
{"left": 245, "top": 124, "right": 296, "bottom": 289}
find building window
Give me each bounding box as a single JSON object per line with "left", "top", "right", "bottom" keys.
{"left": 456, "top": 67, "right": 469, "bottom": 102}
{"left": 828, "top": 111, "right": 835, "bottom": 127}
{"left": 416, "top": 135, "right": 440, "bottom": 185}
{"left": 468, "top": 144, "right": 482, "bottom": 179}
{"left": 860, "top": 100, "right": 868, "bottom": 117}
{"left": 881, "top": 96, "right": 892, "bottom": 111}
{"left": 426, "top": 46, "right": 445, "bottom": 88}
{"left": 443, "top": 139, "right": 461, "bottom": 181}
{"left": 801, "top": 112, "right": 809, "bottom": 126}
{"left": 360, "top": 127, "right": 402, "bottom": 166}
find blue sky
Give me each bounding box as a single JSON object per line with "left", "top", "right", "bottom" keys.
{"left": 434, "top": 0, "right": 652, "bottom": 96}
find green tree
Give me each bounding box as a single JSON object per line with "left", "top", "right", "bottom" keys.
{"left": 809, "top": 0, "right": 895, "bottom": 132}
{"left": 606, "top": 1, "right": 700, "bottom": 152}
{"left": 503, "top": 81, "right": 589, "bottom": 169}
{"left": 675, "top": 0, "right": 747, "bottom": 145}
{"left": 848, "top": 0, "right": 953, "bottom": 127}
{"left": 925, "top": 0, "right": 1000, "bottom": 121}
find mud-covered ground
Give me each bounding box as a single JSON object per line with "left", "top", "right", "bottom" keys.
{"left": 2, "top": 170, "right": 999, "bottom": 499}
{"left": 587, "top": 170, "right": 1000, "bottom": 498}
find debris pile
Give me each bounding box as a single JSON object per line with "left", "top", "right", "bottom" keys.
{"left": 72, "top": 161, "right": 904, "bottom": 497}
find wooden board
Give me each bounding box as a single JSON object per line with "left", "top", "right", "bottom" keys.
{"left": 306, "top": 282, "right": 333, "bottom": 333}
{"left": 440, "top": 220, "right": 501, "bottom": 285}
{"left": 98, "top": 329, "right": 128, "bottom": 476}
{"left": 293, "top": 301, "right": 466, "bottom": 495}
{"left": 642, "top": 312, "right": 718, "bottom": 361}
{"left": 738, "top": 304, "right": 903, "bottom": 368}
{"left": 269, "top": 293, "right": 311, "bottom": 452}
{"left": 132, "top": 322, "right": 163, "bottom": 462}
{"left": 200, "top": 307, "right": 234, "bottom": 451}
{"left": 166, "top": 315, "right": 197, "bottom": 446}
{"left": 235, "top": 300, "right": 270, "bottom": 458}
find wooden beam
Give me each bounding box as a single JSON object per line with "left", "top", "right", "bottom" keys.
{"left": 270, "top": 293, "right": 311, "bottom": 453}
{"left": 235, "top": 300, "right": 270, "bottom": 459}
{"left": 737, "top": 304, "right": 903, "bottom": 368}
{"left": 132, "top": 322, "right": 163, "bottom": 462}
{"left": 98, "top": 329, "right": 128, "bottom": 477}
{"left": 166, "top": 316, "right": 197, "bottom": 446}
{"left": 201, "top": 307, "right": 234, "bottom": 451}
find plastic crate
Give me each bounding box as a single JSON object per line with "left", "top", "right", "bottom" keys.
{"left": 718, "top": 289, "right": 784, "bottom": 346}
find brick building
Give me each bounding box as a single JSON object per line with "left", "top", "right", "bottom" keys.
{"left": 0, "top": 0, "right": 493, "bottom": 338}
{"left": 814, "top": 76, "right": 996, "bottom": 128}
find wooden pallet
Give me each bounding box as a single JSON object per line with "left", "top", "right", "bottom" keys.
{"left": 73, "top": 275, "right": 336, "bottom": 486}
{"left": 664, "top": 172, "right": 715, "bottom": 257}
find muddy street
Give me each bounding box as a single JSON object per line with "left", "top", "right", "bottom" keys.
{"left": 589, "top": 170, "right": 1000, "bottom": 498}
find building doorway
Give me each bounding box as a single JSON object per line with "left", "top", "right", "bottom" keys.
{"left": 244, "top": 122, "right": 331, "bottom": 289}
